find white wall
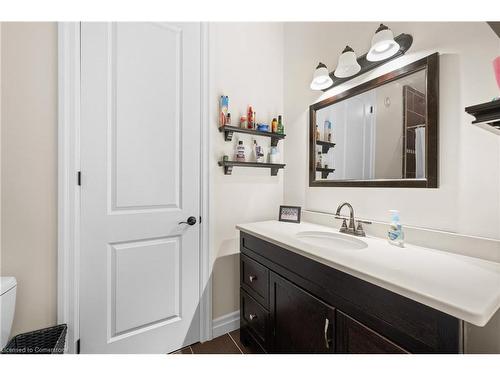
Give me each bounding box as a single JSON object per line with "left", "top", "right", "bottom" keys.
{"left": 284, "top": 22, "right": 500, "bottom": 239}
{"left": 209, "top": 23, "right": 284, "bottom": 318}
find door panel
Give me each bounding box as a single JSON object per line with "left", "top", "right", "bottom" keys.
{"left": 270, "top": 272, "right": 335, "bottom": 353}
{"left": 80, "top": 22, "right": 201, "bottom": 353}
{"left": 111, "top": 237, "right": 180, "bottom": 337}
{"left": 112, "top": 23, "right": 182, "bottom": 210}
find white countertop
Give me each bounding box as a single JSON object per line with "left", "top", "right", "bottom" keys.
{"left": 236, "top": 220, "right": 500, "bottom": 327}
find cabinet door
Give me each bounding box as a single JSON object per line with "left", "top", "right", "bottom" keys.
{"left": 336, "top": 311, "right": 408, "bottom": 354}
{"left": 270, "top": 272, "right": 335, "bottom": 353}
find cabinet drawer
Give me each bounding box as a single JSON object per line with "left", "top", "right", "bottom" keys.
{"left": 241, "top": 254, "right": 269, "bottom": 307}
{"left": 336, "top": 311, "right": 408, "bottom": 354}
{"left": 241, "top": 289, "right": 268, "bottom": 346}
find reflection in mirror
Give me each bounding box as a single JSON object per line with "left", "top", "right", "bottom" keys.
{"left": 315, "top": 69, "right": 426, "bottom": 181}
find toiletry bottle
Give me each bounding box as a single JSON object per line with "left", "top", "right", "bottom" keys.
{"left": 387, "top": 210, "right": 404, "bottom": 247}
{"left": 247, "top": 106, "right": 254, "bottom": 129}
{"left": 277, "top": 115, "right": 284, "bottom": 134}
{"left": 226, "top": 113, "right": 231, "bottom": 126}
{"left": 316, "top": 125, "right": 320, "bottom": 140}
{"left": 218, "top": 96, "right": 223, "bottom": 126}
{"left": 324, "top": 120, "right": 332, "bottom": 142}
{"left": 271, "top": 118, "right": 278, "bottom": 133}
{"left": 240, "top": 115, "right": 247, "bottom": 129}
{"left": 219, "top": 96, "right": 228, "bottom": 127}
{"left": 254, "top": 140, "right": 264, "bottom": 163}
{"left": 316, "top": 151, "right": 323, "bottom": 168}
{"left": 270, "top": 146, "right": 279, "bottom": 164}
{"left": 236, "top": 141, "right": 246, "bottom": 162}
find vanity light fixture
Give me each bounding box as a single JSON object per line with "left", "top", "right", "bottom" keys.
{"left": 334, "top": 46, "right": 361, "bottom": 78}
{"left": 367, "top": 24, "right": 400, "bottom": 62}
{"left": 309, "top": 26, "right": 412, "bottom": 91}
{"left": 310, "top": 62, "right": 334, "bottom": 91}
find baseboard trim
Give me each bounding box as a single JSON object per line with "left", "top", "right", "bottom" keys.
{"left": 212, "top": 310, "right": 240, "bottom": 338}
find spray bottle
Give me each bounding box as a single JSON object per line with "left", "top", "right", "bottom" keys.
{"left": 387, "top": 210, "right": 404, "bottom": 247}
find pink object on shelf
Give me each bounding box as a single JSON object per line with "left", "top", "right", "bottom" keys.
{"left": 494, "top": 56, "right": 500, "bottom": 90}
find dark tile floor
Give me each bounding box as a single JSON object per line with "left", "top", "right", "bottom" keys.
{"left": 171, "top": 329, "right": 262, "bottom": 354}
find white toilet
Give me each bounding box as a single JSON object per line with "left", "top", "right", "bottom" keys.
{"left": 0, "top": 277, "right": 17, "bottom": 349}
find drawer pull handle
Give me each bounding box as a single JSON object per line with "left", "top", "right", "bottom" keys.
{"left": 324, "top": 318, "right": 332, "bottom": 349}
{"left": 249, "top": 314, "right": 257, "bottom": 321}
{"left": 249, "top": 275, "right": 257, "bottom": 283}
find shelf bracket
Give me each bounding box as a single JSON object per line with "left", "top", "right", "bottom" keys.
{"left": 271, "top": 167, "right": 280, "bottom": 176}
{"left": 271, "top": 138, "right": 279, "bottom": 147}
{"left": 321, "top": 171, "right": 330, "bottom": 179}
{"left": 224, "top": 130, "right": 234, "bottom": 142}
{"left": 223, "top": 165, "right": 233, "bottom": 175}
{"left": 321, "top": 145, "right": 330, "bottom": 154}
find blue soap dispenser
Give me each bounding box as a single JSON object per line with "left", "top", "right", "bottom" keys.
{"left": 387, "top": 210, "right": 404, "bottom": 247}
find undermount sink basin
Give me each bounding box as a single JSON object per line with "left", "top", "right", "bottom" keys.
{"left": 296, "top": 231, "right": 368, "bottom": 250}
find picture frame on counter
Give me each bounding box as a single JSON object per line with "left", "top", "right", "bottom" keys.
{"left": 279, "top": 205, "right": 301, "bottom": 223}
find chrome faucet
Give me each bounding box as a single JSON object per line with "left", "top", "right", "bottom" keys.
{"left": 335, "top": 202, "right": 370, "bottom": 237}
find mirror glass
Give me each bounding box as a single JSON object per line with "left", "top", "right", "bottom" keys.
{"left": 314, "top": 69, "right": 427, "bottom": 181}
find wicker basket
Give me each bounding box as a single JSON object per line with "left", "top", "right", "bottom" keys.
{"left": 2, "top": 324, "right": 67, "bottom": 354}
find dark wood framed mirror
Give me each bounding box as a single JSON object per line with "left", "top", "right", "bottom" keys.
{"left": 309, "top": 53, "right": 438, "bottom": 188}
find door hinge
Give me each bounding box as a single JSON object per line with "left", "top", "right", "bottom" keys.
{"left": 199, "top": 216, "right": 202, "bottom": 224}
{"left": 77, "top": 171, "right": 81, "bottom": 186}
{"left": 76, "top": 339, "right": 81, "bottom": 354}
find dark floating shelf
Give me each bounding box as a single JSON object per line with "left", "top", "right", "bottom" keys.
{"left": 219, "top": 125, "right": 286, "bottom": 146}
{"left": 316, "top": 140, "right": 336, "bottom": 153}
{"left": 218, "top": 160, "right": 286, "bottom": 176}
{"left": 316, "top": 167, "right": 335, "bottom": 179}
{"left": 465, "top": 100, "right": 500, "bottom": 135}
{"left": 323, "top": 33, "right": 413, "bottom": 91}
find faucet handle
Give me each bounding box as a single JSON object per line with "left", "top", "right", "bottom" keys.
{"left": 339, "top": 218, "right": 348, "bottom": 233}
{"left": 355, "top": 222, "right": 366, "bottom": 236}
{"left": 357, "top": 219, "right": 372, "bottom": 225}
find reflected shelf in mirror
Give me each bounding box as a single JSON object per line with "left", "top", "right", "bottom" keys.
{"left": 316, "top": 140, "right": 336, "bottom": 154}
{"left": 316, "top": 167, "right": 335, "bottom": 179}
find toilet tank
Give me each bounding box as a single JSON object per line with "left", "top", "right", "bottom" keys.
{"left": 1, "top": 277, "right": 17, "bottom": 349}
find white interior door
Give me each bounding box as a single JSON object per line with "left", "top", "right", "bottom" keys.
{"left": 80, "top": 22, "right": 201, "bottom": 354}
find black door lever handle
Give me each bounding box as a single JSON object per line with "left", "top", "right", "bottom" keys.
{"left": 179, "top": 216, "right": 197, "bottom": 226}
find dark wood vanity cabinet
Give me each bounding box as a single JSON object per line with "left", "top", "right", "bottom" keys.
{"left": 239, "top": 232, "right": 463, "bottom": 354}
